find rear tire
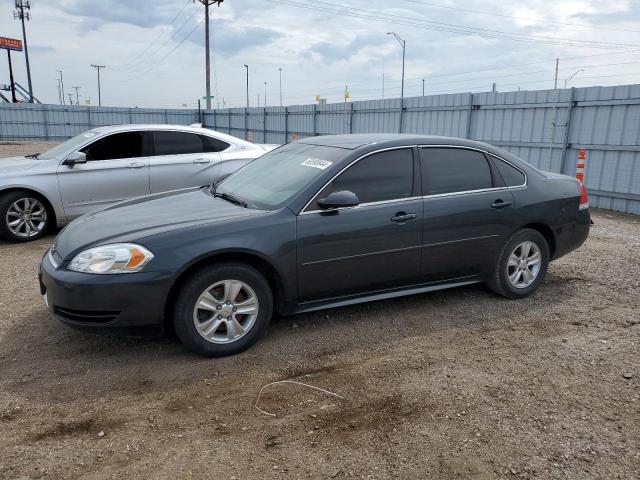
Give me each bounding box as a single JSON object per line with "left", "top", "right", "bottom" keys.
{"left": 172, "top": 262, "right": 273, "bottom": 357}
{"left": 487, "top": 228, "right": 550, "bottom": 299}
{"left": 0, "top": 190, "right": 53, "bottom": 243}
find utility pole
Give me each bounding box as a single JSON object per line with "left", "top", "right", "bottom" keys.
{"left": 13, "top": 0, "right": 33, "bottom": 102}
{"left": 244, "top": 64, "right": 249, "bottom": 107}
{"left": 492, "top": 82, "right": 496, "bottom": 92}
{"left": 388, "top": 32, "right": 405, "bottom": 133}
{"left": 91, "top": 64, "right": 106, "bottom": 106}
{"left": 554, "top": 58, "right": 559, "bottom": 89}
{"left": 382, "top": 58, "right": 385, "bottom": 99}
{"left": 264, "top": 81, "right": 267, "bottom": 107}
{"left": 278, "top": 67, "right": 282, "bottom": 106}
{"left": 58, "top": 70, "right": 65, "bottom": 105}
{"left": 73, "top": 86, "right": 81, "bottom": 105}
{"left": 67, "top": 93, "right": 74, "bottom": 105}
{"left": 56, "top": 78, "right": 61, "bottom": 104}
{"left": 195, "top": 0, "right": 223, "bottom": 110}
{"left": 422, "top": 78, "right": 425, "bottom": 96}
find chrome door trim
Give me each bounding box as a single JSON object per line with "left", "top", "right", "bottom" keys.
{"left": 300, "top": 146, "right": 417, "bottom": 215}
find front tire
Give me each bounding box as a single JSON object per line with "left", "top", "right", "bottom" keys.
{"left": 172, "top": 263, "right": 273, "bottom": 357}
{"left": 0, "top": 191, "right": 52, "bottom": 243}
{"left": 487, "top": 228, "right": 550, "bottom": 299}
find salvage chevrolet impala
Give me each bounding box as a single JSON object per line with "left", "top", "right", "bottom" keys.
{"left": 39, "top": 134, "right": 590, "bottom": 356}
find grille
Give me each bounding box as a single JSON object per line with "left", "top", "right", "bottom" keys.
{"left": 54, "top": 307, "right": 120, "bottom": 324}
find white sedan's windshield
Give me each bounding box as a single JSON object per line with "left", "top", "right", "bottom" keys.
{"left": 38, "top": 130, "right": 101, "bottom": 160}
{"left": 216, "top": 143, "right": 346, "bottom": 210}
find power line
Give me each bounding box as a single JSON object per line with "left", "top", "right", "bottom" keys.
{"left": 113, "top": 0, "right": 192, "bottom": 71}
{"left": 264, "top": 0, "right": 640, "bottom": 49}
{"left": 114, "top": 6, "right": 199, "bottom": 73}
{"left": 397, "top": 0, "right": 640, "bottom": 34}
{"left": 118, "top": 19, "right": 205, "bottom": 80}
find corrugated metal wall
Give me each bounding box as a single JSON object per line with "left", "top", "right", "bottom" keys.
{"left": 0, "top": 103, "right": 200, "bottom": 140}
{"left": 1, "top": 84, "right": 639, "bottom": 214}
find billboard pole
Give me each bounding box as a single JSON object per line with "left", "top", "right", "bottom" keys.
{"left": 7, "top": 50, "right": 17, "bottom": 103}
{"left": 13, "top": 0, "right": 33, "bottom": 102}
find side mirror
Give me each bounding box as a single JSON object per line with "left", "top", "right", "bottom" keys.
{"left": 63, "top": 151, "right": 87, "bottom": 166}
{"left": 317, "top": 190, "right": 360, "bottom": 210}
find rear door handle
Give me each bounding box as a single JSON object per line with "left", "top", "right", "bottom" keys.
{"left": 193, "top": 158, "right": 210, "bottom": 164}
{"left": 491, "top": 199, "right": 513, "bottom": 209}
{"left": 391, "top": 212, "right": 417, "bottom": 223}
{"left": 127, "top": 162, "right": 145, "bottom": 169}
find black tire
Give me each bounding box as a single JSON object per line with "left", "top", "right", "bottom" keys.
{"left": 487, "top": 228, "right": 550, "bottom": 299}
{"left": 172, "top": 262, "right": 273, "bottom": 357}
{"left": 0, "top": 190, "right": 53, "bottom": 243}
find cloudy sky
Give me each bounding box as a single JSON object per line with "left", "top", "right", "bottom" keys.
{"left": 2, "top": 0, "right": 640, "bottom": 108}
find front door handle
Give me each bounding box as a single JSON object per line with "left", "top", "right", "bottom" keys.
{"left": 127, "top": 162, "right": 145, "bottom": 169}
{"left": 491, "top": 199, "right": 513, "bottom": 209}
{"left": 193, "top": 158, "right": 211, "bottom": 164}
{"left": 391, "top": 212, "right": 417, "bottom": 223}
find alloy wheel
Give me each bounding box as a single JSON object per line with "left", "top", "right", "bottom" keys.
{"left": 507, "top": 241, "right": 542, "bottom": 289}
{"left": 192, "top": 279, "right": 259, "bottom": 344}
{"left": 5, "top": 197, "right": 48, "bottom": 238}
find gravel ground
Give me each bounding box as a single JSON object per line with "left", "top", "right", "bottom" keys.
{"left": 0, "top": 141, "right": 639, "bottom": 479}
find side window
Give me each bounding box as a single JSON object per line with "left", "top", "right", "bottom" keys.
{"left": 81, "top": 132, "right": 143, "bottom": 161}
{"left": 493, "top": 157, "right": 526, "bottom": 187}
{"left": 153, "top": 131, "right": 204, "bottom": 155}
{"left": 420, "top": 148, "right": 493, "bottom": 195}
{"left": 201, "top": 135, "right": 230, "bottom": 152}
{"left": 311, "top": 148, "right": 414, "bottom": 209}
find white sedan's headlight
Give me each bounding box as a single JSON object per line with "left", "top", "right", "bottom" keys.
{"left": 68, "top": 243, "right": 154, "bottom": 274}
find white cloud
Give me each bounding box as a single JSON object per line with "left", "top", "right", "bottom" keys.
{"left": 4, "top": 0, "right": 640, "bottom": 108}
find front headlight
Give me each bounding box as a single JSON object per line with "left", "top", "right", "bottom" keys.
{"left": 68, "top": 243, "right": 154, "bottom": 274}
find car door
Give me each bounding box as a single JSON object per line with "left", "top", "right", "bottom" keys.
{"left": 56, "top": 131, "right": 152, "bottom": 219}
{"left": 148, "top": 131, "right": 224, "bottom": 193}
{"left": 418, "top": 146, "right": 517, "bottom": 282}
{"left": 297, "top": 147, "right": 423, "bottom": 302}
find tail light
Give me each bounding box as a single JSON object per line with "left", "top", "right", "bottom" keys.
{"left": 579, "top": 182, "right": 589, "bottom": 210}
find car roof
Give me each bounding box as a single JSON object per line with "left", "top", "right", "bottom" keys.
{"left": 298, "top": 133, "right": 496, "bottom": 151}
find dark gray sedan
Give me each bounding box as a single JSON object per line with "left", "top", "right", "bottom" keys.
{"left": 39, "top": 134, "right": 590, "bottom": 356}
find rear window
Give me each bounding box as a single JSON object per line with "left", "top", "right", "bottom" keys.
{"left": 153, "top": 131, "right": 204, "bottom": 155}
{"left": 420, "top": 148, "right": 493, "bottom": 195}
{"left": 201, "top": 135, "right": 230, "bottom": 152}
{"left": 493, "top": 158, "right": 526, "bottom": 186}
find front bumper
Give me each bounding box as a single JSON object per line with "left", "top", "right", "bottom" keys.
{"left": 39, "top": 250, "right": 175, "bottom": 330}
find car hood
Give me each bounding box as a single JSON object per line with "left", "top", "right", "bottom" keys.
{"left": 0, "top": 156, "right": 53, "bottom": 175}
{"left": 55, "top": 187, "right": 265, "bottom": 258}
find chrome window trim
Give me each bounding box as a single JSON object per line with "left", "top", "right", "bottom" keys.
{"left": 418, "top": 144, "right": 528, "bottom": 190}
{"left": 300, "top": 146, "right": 416, "bottom": 215}
{"left": 300, "top": 143, "right": 529, "bottom": 215}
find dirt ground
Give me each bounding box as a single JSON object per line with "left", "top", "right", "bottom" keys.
{"left": 0, "top": 141, "right": 639, "bottom": 480}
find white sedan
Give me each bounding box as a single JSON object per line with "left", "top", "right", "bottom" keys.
{"left": 0, "top": 124, "right": 279, "bottom": 242}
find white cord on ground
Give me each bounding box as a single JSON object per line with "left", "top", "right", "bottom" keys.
{"left": 255, "top": 380, "right": 345, "bottom": 417}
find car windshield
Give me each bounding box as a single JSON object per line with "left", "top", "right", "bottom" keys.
{"left": 215, "top": 142, "right": 346, "bottom": 210}
{"left": 37, "top": 130, "right": 101, "bottom": 160}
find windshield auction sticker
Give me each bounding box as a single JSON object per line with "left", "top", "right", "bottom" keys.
{"left": 83, "top": 132, "right": 97, "bottom": 138}
{"left": 301, "top": 158, "right": 332, "bottom": 170}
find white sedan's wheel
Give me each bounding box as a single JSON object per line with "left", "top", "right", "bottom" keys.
{"left": 0, "top": 191, "right": 52, "bottom": 243}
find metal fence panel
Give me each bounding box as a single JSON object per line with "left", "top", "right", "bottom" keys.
{"left": 1, "top": 84, "right": 639, "bottom": 213}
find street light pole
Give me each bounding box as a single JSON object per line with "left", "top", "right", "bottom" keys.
{"left": 278, "top": 67, "right": 283, "bottom": 106}
{"left": 422, "top": 78, "right": 425, "bottom": 96}
{"left": 244, "top": 64, "right": 249, "bottom": 107}
{"left": 564, "top": 69, "right": 584, "bottom": 88}
{"left": 387, "top": 32, "right": 406, "bottom": 133}
{"left": 91, "top": 64, "right": 106, "bottom": 106}
{"left": 264, "top": 81, "right": 267, "bottom": 107}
